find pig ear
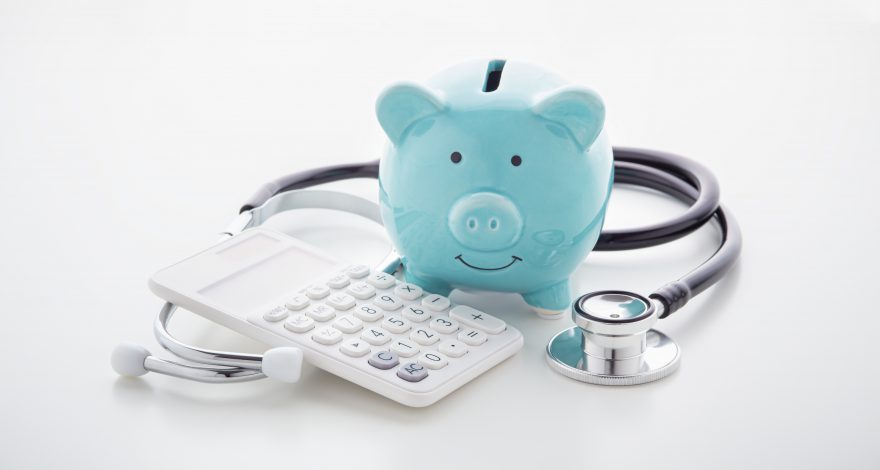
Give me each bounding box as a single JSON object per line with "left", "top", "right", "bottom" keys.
{"left": 376, "top": 82, "right": 445, "bottom": 145}
{"left": 532, "top": 86, "right": 605, "bottom": 150}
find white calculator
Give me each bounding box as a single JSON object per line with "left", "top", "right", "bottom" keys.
{"left": 149, "top": 228, "right": 524, "bottom": 407}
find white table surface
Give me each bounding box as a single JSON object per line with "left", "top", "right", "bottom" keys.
{"left": 1, "top": 1, "right": 878, "bottom": 468}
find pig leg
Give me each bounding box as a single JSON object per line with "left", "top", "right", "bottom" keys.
{"left": 522, "top": 280, "right": 571, "bottom": 319}
{"left": 403, "top": 270, "right": 453, "bottom": 297}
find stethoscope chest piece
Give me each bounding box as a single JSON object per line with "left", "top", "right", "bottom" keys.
{"left": 546, "top": 290, "right": 681, "bottom": 386}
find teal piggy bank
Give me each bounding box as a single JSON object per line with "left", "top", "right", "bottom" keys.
{"left": 376, "top": 59, "right": 613, "bottom": 316}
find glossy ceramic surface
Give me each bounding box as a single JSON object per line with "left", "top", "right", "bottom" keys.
{"left": 376, "top": 59, "right": 613, "bottom": 312}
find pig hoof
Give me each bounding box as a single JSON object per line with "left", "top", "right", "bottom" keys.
{"left": 532, "top": 307, "right": 565, "bottom": 320}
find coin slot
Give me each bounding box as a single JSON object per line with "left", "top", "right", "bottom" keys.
{"left": 483, "top": 59, "right": 506, "bottom": 92}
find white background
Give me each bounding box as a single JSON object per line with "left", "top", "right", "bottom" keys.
{"left": 1, "top": 1, "right": 878, "bottom": 468}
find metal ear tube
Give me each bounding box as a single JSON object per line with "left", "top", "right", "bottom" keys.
{"left": 546, "top": 291, "right": 681, "bottom": 385}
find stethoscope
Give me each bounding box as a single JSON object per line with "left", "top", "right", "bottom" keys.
{"left": 112, "top": 147, "right": 741, "bottom": 387}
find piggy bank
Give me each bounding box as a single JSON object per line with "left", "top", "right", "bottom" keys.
{"left": 375, "top": 59, "right": 613, "bottom": 316}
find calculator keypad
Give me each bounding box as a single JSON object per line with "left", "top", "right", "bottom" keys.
{"left": 250, "top": 266, "right": 512, "bottom": 391}
{"left": 397, "top": 362, "right": 428, "bottom": 382}
{"left": 368, "top": 350, "right": 399, "bottom": 370}
{"left": 340, "top": 338, "right": 370, "bottom": 357}
{"left": 421, "top": 294, "right": 450, "bottom": 311}
{"left": 284, "top": 314, "right": 314, "bottom": 333}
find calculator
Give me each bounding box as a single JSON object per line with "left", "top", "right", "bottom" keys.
{"left": 149, "top": 228, "right": 524, "bottom": 407}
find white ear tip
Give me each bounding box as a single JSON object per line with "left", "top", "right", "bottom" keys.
{"left": 262, "top": 347, "right": 303, "bottom": 383}
{"left": 111, "top": 342, "right": 151, "bottom": 377}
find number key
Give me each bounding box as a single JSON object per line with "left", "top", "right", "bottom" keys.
{"left": 361, "top": 326, "right": 392, "bottom": 346}
{"left": 418, "top": 351, "right": 448, "bottom": 370}
{"left": 430, "top": 316, "right": 459, "bottom": 334}
{"left": 410, "top": 327, "right": 440, "bottom": 346}
{"left": 373, "top": 294, "right": 403, "bottom": 311}
{"left": 390, "top": 338, "right": 420, "bottom": 358}
{"left": 354, "top": 304, "right": 383, "bottom": 322}
{"left": 332, "top": 315, "right": 363, "bottom": 334}
{"left": 403, "top": 306, "right": 431, "bottom": 323}
{"left": 381, "top": 315, "right": 411, "bottom": 334}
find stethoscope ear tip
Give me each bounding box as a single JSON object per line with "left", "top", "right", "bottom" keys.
{"left": 111, "top": 342, "right": 151, "bottom": 377}
{"left": 261, "top": 347, "right": 304, "bottom": 383}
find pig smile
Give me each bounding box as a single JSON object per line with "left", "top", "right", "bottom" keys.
{"left": 455, "top": 255, "right": 522, "bottom": 271}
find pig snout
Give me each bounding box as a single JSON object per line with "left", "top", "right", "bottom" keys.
{"left": 448, "top": 192, "right": 524, "bottom": 252}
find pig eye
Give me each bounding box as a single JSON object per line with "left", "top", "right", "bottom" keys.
{"left": 450, "top": 151, "right": 462, "bottom": 164}
{"left": 511, "top": 155, "right": 522, "bottom": 167}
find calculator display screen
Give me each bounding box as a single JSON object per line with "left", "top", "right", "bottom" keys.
{"left": 199, "top": 246, "right": 334, "bottom": 312}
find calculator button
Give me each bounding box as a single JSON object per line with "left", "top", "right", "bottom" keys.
{"left": 430, "top": 316, "right": 459, "bottom": 334}
{"left": 373, "top": 294, "right": 403, "bottom": 311}
{"left": 394, "top": 283, "right": 423, "bottom": 301}
{"left": 361, "top": 326, "right": 392, "bottom": 346}
{"left": 344, "top": 265, "right": 370, "bottom": 279}
{"left": 305, "top": 284, "right": 330, "bottom": 300}
{"left": 397, "top": 362, "right": 428, "bottom": 382}
{"left": 263, "top": 305, "right": 288, "bottom": 322}
{"left": 421, "top": 294, "right": 450, "bottom": 311}
{"left": 312, "top": 326, "right": 343, "bottom": 345}
{"left": 306, "top": 303, "right": 335, "bottom": 322}
{"left": 418, "top": 351, "right": 449, "bottom": 370}
{"left": 390, "top": 338, "right": 420, "bottom": 358}
{"left": 410, "top": 327, "right": 440, "bottom": 346}
{"left": 326, "top": 293, "right": 356, "bottom": 311}
{"left": 403, "top": 306, "right": 431, "bottom": 323}
{"left": 284, "top": 294, "right": 310, "bottom": 311}
{"left": 381, "top": 315, "right": 411, "bottom": 334}
{"left": 327, "top": 273, "right": 350, "bottom": 289}
{"left": 458, "top": 328, "right": 488, "bottom": 346}
{"left": 284, "top": 314, "right": 315, "bottom": 333}
{"left": 354, "top": 304, "right": 383, "bottom": 322}
{"left": 439, "top": 340, "right": 468, "bottom": 358}
{"left": 332, "top": 315, "right": 363, "bottom": 334}
{"left": 340, "top": 338, "right": 370, "bottom": 357}
{"left": 346, "top": 282, "right": 376, "bottom": 300}
{"left": 450, "top": 305, "right": 506, "bottom": 334}
{"left": 366, "top": 272, "right": 396, "bottom": 289}
{"left": 368, "top": 350, "right": 399, "bottom": 370}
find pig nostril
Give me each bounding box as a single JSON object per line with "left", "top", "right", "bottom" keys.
{"left": 448, "top": 192, "right": 524, "bottom": 251}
